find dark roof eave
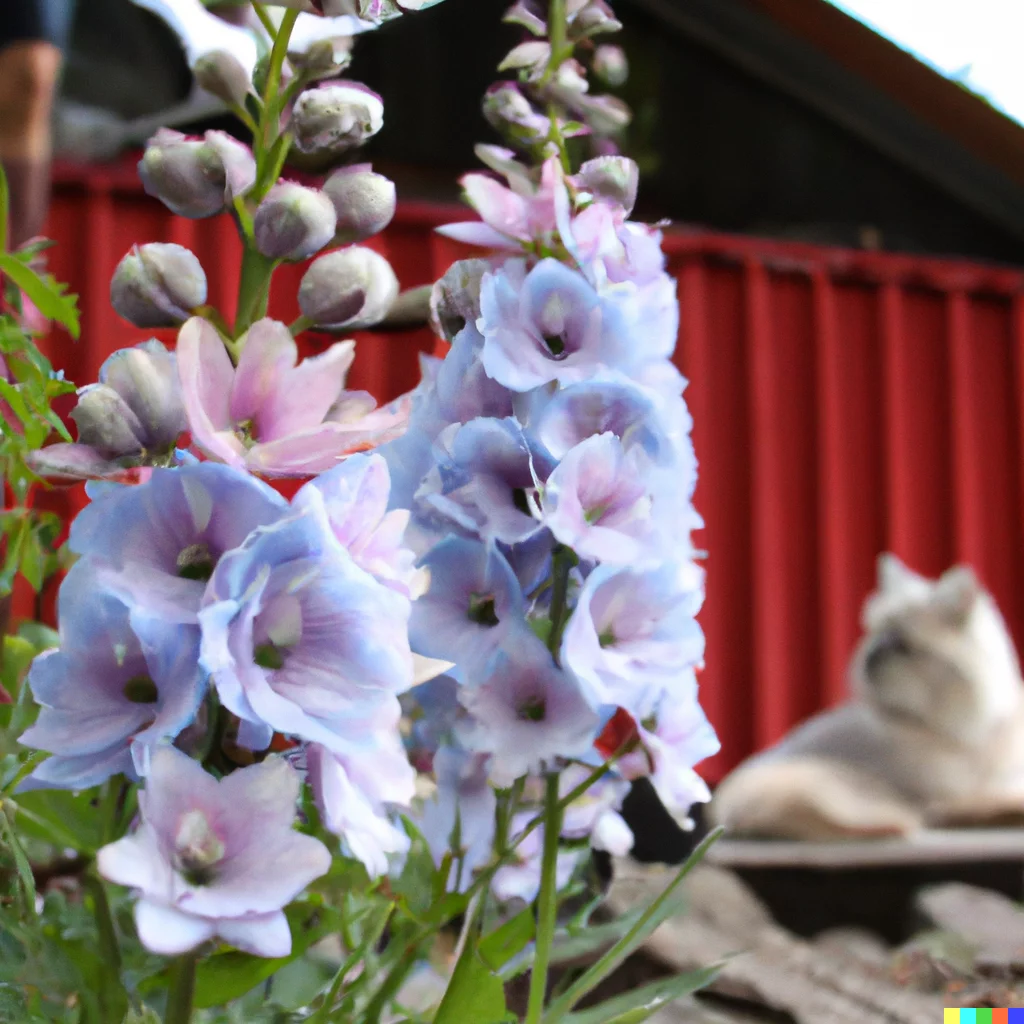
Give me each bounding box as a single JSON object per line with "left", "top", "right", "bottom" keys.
{"left": 632, "top": 0, "right": 1024, "bottom": 245}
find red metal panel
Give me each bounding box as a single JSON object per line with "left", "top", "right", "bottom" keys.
{"left": 14, "top": 165, "right": 1024, "bottom": 783}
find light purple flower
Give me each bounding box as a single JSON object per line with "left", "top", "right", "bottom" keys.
{"left": 436, "top": 157, "right": 561, "bottom": 252}
{"left": 478, "top": 259, "right": 632, "bottom": 392}
{"left": 409, "top": 537, "right": 530, "bottom": 678}
{"left": 415, "top": 417, "right": 548, "bottom": 546}
{"left": 18, "top": 562, "right": 206, "bottom": 789}
{"left": 523, "top": 373, "right": 673, "bottom": 466}
{"left": 416, "top": 745, "right": 496, "bottom": 892}
{"left": 434, "top": 324, "right": 514, "bottom": 425}
{"left": 198, "top": 509, "right": 414, "bottom": 753}
{"left": 177, "top": 316, "right": 411, "bottom": 477}
{"left": 561, "top": 562, "right": 705, "bottom": 717}
{"left": 293, "top": 453, "right": 422, "bottom": 598}
{"left": 68, "top": 463, "right": 287, "bottom": 623}
{"left": 457, "top": 644, "right": 599, "bottom": 787}
{"left": 539, "top": 432, "right": 661, "bottom": 566}
{"left": 306, "top": 703, "right": 414, "bottom": 877}
{"left": 97, "top": 747, "right": 330, "bottom": 957}
{"left": 621, "top": 679, "right": 719, "bottom": 821}
{"left": 557, "top": 764, "right": 634, "bottom": 856}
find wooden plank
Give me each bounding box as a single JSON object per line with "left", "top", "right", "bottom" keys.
{"left": 707, "top": 830, "right": 1024, "bottom": 869}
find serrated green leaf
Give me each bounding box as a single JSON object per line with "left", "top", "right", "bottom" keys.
{"left": 0, "top": 255, "right": 80, "bottom": 339}
{"left": 561, "top": 968, "right": 723, "bottom": 1024}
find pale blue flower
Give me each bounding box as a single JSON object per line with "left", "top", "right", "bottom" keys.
{"left": 69, "top": 463, "right": 287, "bottom": 622}
{"left": 198, "top": 509, "right": 413, "bottom": 753}
{"left": 97, "top": 746, "right": 330, "bottom": 957}
{"left": 19, "top": 562, "right": 205, "bottom": 790}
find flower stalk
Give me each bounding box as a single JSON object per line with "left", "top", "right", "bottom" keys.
{"left": 525, "top": 772, "right": 564, "bottom": 1024}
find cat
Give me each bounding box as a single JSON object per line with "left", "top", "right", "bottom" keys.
{"left": 709, "top": 554, "right": 1024, "bottom": 840}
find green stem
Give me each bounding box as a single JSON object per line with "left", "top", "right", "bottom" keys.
{"left": 164, "top": 954, "right": 198, "bottom": 1024}
{"left": 262, "top": 9, "right": 299, "bottom": 152}
{"left": 234, "top": 248, "right": 278, "bottom": 340}
{"left": 361, "top": 943, "right": 419, "bottom": 1024}
{"left": 547, "top": 545, "right": 575, "bottom": 661}
{"left": 84, "top": 873, "right": 126, "bottom": 1021}
{"left": 252, "top": 2, "right": 278, "bottom": 39}
{"left": 525, "top": 773, "right": 563, "bottom": 1024}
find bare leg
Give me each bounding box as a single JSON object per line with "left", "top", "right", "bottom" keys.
{"left": 0, "top": 41, "right": 63, "bottom": 247}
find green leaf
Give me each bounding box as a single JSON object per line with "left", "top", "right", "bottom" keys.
{"left": 0, "top": 803, "right": 37, "bottom": 918}
{"left": 561, "top": 968, "right": 723, "bottom": 1024}
{"left": 14, "top": 621, "right": 59, "bottom": 651}
{"left": 13, "top": 789, "right": 104, "bottom": 854}
{"left": 0, "top": 254, "right": 80, "bottom": 339}
{"left": 542, "top": 829, "right": 723, "bottom": 1023}
{"left": 0, "top": 635, "right": 37, "bottom": 705}
{"left": 0, "top": 163, "right": 8, "bottom": 255}
{"left": 190, "top": 903, "right": 340, "bottom": 1008}
{"left": 480, "top": 906, "right": 535, "bottom": 973}
{"left": 433, "top": 945, "right": 507, "bottom": 1024}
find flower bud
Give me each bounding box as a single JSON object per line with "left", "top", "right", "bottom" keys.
{"left": 138, "top": 129, "right": 257, "bottom": 219}
{"left": 71, "top": 385, "right": 148, "bottom": 458}
{"left": 299, "top": 246, "right": 399, "bottom": 329}
{"left": 110, "top": 244, "right": 208, "bottom": 328}
{"left": 570, "top": 0, "right": 622, "bottom": 37}
{"left": 98, "top": 339, "right": 186, "bottom": 453}
{"left": 192, "top": 50, "right": 253, "bottom": 109}
{"left": 253, "top": 183, "right": 337, "bottom": 261}
{"left": 593, "top": 44, "right": 628, "bottom": 86}
{"left": 290, "top": 82, "right": 384, "bottom": 157}
{"left": 323, "top": 164, "right": 396, "bottom": 243}
{"left": 482, "top": 83, "right": 550, "bottom": 146}
{"left": 288, "top": 38, "right": 352, "bottom": 82}
{"left": 430, "top": 259, "right": 489, "bottom": 341}
{"left": 573, "top": 156, "right": 639, "bottom": 214}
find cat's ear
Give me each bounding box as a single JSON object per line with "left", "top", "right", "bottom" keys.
{"left": 877, "top": 553, "right": 929, "bottom": 594}
{"left": 934, "top": 565, "right": 980, "bottom": 625}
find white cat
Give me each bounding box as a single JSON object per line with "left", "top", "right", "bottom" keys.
{"left": 710, "top": 554, "right": 1024, "bottom": 839}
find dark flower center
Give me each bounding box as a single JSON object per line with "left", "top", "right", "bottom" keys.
{"left": 254, "top": 643, "right": 287, "bottom": 671}
{"left": 122, "top": 675, "right": 159, "bottom": 704}
{"left": 598, "top": 629, "right": 616, "bottom": 648}
{"left": 543, "top": 334, "right": 567, "bottom": 359}
{"left": 467, "top": 592, "right": 500, "bottom": 627}
{"left": 517, "top": 696, "right": 547, "bottom": 722}
{"left": 512, "top": 487, "right": 532, "bottom": 516}
{"left": 177, "top": 543, "right": 214, "bottom": 581}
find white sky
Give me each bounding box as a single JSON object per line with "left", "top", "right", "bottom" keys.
{"left": 827, "top": 0, "right": 1024, "bottom": 126}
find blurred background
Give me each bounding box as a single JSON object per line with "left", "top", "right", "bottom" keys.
{"left": 8, "top": 0, "right": 1024, "bottom": 791}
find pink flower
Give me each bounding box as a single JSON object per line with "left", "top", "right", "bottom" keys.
{"left": 436, "top": 155, "right": 564, "bottom": 252}
{"left": 177, "top": 316, "right": 410, "bottom": 477}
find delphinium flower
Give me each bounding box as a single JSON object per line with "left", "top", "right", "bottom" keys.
{"left": 97, "top": 746, "right": 330, "bottom": 957}
{"left": 18, "top": 561, "right": 206, "bottom": 789}
{"left": 67, "top": 461, "right": 288, "bottom": 622}
{"left": 382, "top": 0, "right": 718, "bottom": 924}
{"left": 178, "top": 317, "right": 410, "bottom": 477}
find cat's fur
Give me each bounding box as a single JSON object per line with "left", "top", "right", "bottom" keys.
{"left": 709, "top": 554, "right": 1024, "bottom": 839}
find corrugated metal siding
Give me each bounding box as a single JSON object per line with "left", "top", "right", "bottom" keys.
{"left": 14, "top": 166, "right": 1024, "bottom": 783}
{"left": 667, "top": 233, "right": 1024, "bottom": 780}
